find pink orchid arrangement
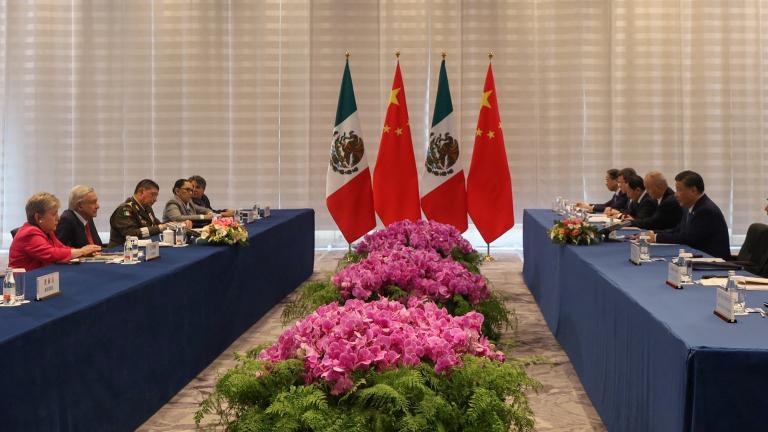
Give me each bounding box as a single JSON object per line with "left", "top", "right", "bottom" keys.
{"left": 260, "top": 298, "right": 505, "bottom": 395}
{"left": 355, "top": 219, "right": 474, "bottom": 257}
{"left": 200, "top": 217, "right": 249, "bottom": 246}
{"left": 332, "top": 247, "right": 489, "bottom": 305}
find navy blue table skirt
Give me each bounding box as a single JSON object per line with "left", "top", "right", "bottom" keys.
{"left": 0, "top": 209, "right": 314, "bottom": 431}
{"left": 523, "top": 209, "right": 768, "bottom": 432}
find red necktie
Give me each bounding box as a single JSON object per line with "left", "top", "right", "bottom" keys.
{"left": 84, "top": 223, "right": 94, "bottom": 245}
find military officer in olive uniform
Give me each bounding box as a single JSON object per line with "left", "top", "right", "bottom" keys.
{"left": 108, "top": 179, "right": 191, "bottom": 247}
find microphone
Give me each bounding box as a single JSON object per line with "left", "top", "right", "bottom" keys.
{"left": 598, "top": 219, "right": 633, "bottom": 239}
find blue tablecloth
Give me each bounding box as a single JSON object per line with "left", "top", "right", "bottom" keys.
{"left": 0, "top": 209, "right": 314, "bottom": 432}
{"left": 523, "top": 209, "right": 768, "bottom": 432}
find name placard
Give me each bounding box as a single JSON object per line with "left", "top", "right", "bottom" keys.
{"left": 666, "top": 262, "right": 683, "bottom": 289}
{"left": 36, "top": 272, "right": 60, "bottom": 301}
{"left": 714, "top": 285, "right": 736, "bottom": 323}
{"left": 145, "top": 242, "right": 160, "bottom": 261}
{"left": 629, "top": 242, "right": 641, "bottom": 265}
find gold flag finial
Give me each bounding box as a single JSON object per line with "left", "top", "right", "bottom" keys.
{"left": 488, "top": 51, "right": 494, "bottom": 61}
{"left": 345, "top": 51, "right": 350, "bottom": 59}
{"left": 441, "top": 51, "right": 446, "bottom": 59}
{"left": 395, "top": 50, "right": 401, "bottom": 59}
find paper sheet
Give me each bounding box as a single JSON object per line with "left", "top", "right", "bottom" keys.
{"left": 696, "top": 277, "right": 768, "bottom": 291}
{"left": 689, "top": 257, "right": 725, "bottom": 263}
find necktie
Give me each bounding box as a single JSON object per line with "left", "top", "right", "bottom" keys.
{"left": 84, "top": 223, "right": 94, "bottom": 245}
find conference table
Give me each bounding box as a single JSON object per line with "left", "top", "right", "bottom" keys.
{"left": 0, "top": 209, "right": 314, "bottom": 432}
{"left": 523, "top": 209, "right": 768, "bottom": 432}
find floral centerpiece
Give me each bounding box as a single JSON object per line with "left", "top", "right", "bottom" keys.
{"left": 200, "top": 217, "right": 249, "bottom": 246}
{"left": 282, "top": 247, "right": 514, "bottom": 341}
{"left": 195, "top": 298, "right": 538, "bottom": 431}
{"left": 547, "top": 217, "right": 599, "bottom": 245}
{"left": 348, "top": 220, "right": 481, "bottom": 273}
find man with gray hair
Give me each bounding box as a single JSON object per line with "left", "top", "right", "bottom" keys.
{"left": 630, "top": 171, "right": 682, "bottom": 230}
{"left": 55, "top": 185, "right": 104, "bottom": 248}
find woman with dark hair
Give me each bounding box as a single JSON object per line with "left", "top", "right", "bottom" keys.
{"left": 162, "top": 178, "right": 214, "bottom": 224}
{"left": 9, "top": 192, "right": 101, "bottom": 270}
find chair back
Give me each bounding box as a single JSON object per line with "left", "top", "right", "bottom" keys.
{"left": 738, "top": 223, "right": 768, "bottom": 276}
{"left": 10, "top": 227, "right": 20, "bottom": 238}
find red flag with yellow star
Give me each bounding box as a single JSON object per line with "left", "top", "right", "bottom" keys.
{"left": 373, "top": 60, "right": 421, "bottom": 225}
{"left": 467, "top": 62, "right": 514, "bottom": 244}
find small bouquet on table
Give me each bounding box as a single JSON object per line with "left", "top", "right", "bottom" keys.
{"left": 548, "top": 217, "right": 599, "bottom": 245}
{"left": 199, "top": 217, "right": 249, "bottom": 246}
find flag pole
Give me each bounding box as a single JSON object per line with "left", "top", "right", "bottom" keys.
{"left": 482, "top": 50, "right": 496, "bottom": 263}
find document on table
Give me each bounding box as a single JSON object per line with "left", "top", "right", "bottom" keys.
{"left": 697, "top": 276, "right": 768, "bottom": 291}
{"left": 588, "top": 215, "right": 611, "bottom": 223}
{"left": 689, "top": 257, "right": 725, "bottom": 263}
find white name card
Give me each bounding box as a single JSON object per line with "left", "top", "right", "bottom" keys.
{"left": 666, "top": 262, "right": 683, "bottom": 289}
{"left": 36, "top": 272, "right": 60, "bottom": 301}
{"left": 714, "top": 285, "right": 736, "bottom": 323}
{"left": 145, "top": 242, "right": 160, "bottom": 261}
{"left": 629, "top": 242, "right": 641, "bottom": 265}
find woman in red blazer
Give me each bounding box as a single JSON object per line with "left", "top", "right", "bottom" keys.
{"left": 9, "top": 192, "right": 101, "bottom": 271}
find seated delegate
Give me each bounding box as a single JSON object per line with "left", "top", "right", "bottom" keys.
{"left": 9, "top": 192, "right": 101, "bottom": 271}
{"left": 163, "top": 179, "right": 215, "bottom": 224}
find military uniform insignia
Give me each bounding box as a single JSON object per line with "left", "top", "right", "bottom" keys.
{"left": 426, "top": 131, "right": 459, "bottom": 176}
{"left": 330, "top": 129, "right": 364, "bottom": 175}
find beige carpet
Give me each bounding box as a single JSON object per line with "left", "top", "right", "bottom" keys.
{"left": 138, "top": 251, "right": 605, "bottom": 431}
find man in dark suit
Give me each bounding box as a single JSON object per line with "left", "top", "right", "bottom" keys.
{"left": 188, "top": 174, "right": 234, "bottom": 217}
{"left": 55, "top": 185, "right": 104, "bottom": 248}
{"left": 577, "top": 168, "right": 628, "bottom": 213}
{"left": 647, "top": 170, "right": 730, "bottom": 260}
{"left": 621, "top": 174, "right": 656, "bottom": 221}
{"left": 604, "top": 167, "right": 637, "bottom": 216}
{"left": 632, "top": 171, "right": 682, "bottom": 230}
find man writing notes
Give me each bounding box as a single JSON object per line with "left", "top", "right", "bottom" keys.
{"left": 621, "top": 174, "right": 657, "bottom": 221}
{"left": 604, "top": 167, "right": 637, "bottom": 216}
{"left": 56, "top": 185, "right": 104, "bottom": 248}
{"left": 646, "top": 170, "right": 730, "bottom": 260}
{"left": 631, "top": 171, "right": 682, "bottom": 230}
{"left": 577, "top": 169, "right": 627, "bottom": 213}
{"left": 109, "top": 179, "right": 190, "bottom": 247}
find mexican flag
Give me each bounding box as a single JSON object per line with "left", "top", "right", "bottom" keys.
{"left": 372, "top": 59, "right": 421, "bottom": 225}
{"left": 325, "top": 58, "right": 376, "bottom": 243}
{"left": 420, "top": 57, "right": 468, "bottom": 232}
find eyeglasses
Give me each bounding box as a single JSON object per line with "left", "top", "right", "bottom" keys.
{"left": 181, "top": 188, "right": 193, "bottom": 193}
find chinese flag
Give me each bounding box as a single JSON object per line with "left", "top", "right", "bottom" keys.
{"left": 467, "top": 62, "right": 514, "bottom": 244}
{"left": 372, "top": 60, "right": 421, "bottom": 225}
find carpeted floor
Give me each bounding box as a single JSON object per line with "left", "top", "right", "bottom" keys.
{"left": 137, "top": 251, "right": 605, "bottom": 431}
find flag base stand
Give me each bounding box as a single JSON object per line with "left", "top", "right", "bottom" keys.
{"left": 345, "top": 244, "right": 355, "bottom": 262}
{"left": 483, "top": 244, "right": 495, "bottom": 262}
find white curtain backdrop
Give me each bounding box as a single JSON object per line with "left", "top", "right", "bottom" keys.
{"left": 0, "top": 0, "right": 767, "bottom": 247}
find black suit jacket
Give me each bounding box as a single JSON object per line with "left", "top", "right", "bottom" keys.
{"left": 55, "top": 209, "right": 103, "bottom": 248}
{"left": 627, "top": 192, "right": 657, "bottom": 220}
{"left": 592, "top": 191, "right": 628, "bottom": 213}
{"left": 657, "top": 193, "right": 730, "bottom": 260}
{"left": 633, "top": 188, "right": 682, "bottom": 231}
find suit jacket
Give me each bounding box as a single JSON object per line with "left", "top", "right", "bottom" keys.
{"left": 632, "top": 188, "right": 682, "bottom": 231}
{"left": 193, "top": 194, "right": 226, "bottom": 214}
{"left": 9, "top": 223, "right": 72, "bottom": 271}
{"left": 163, "top": 195, "right": 212, "bottom": 223}
{"left": 626, "top": 191, "right": 657, "bottom": 220}
{"left": 55, "top": 209, "right": 103, "bottom": 248}
{"left": 656, "top": 193, "right": 731, "bottom": 260}
{"left": 109, "top": 196, "right": 163, "bottom": 247}
{"left": 592, "top": 191, "right": 628, "bottom": 213}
